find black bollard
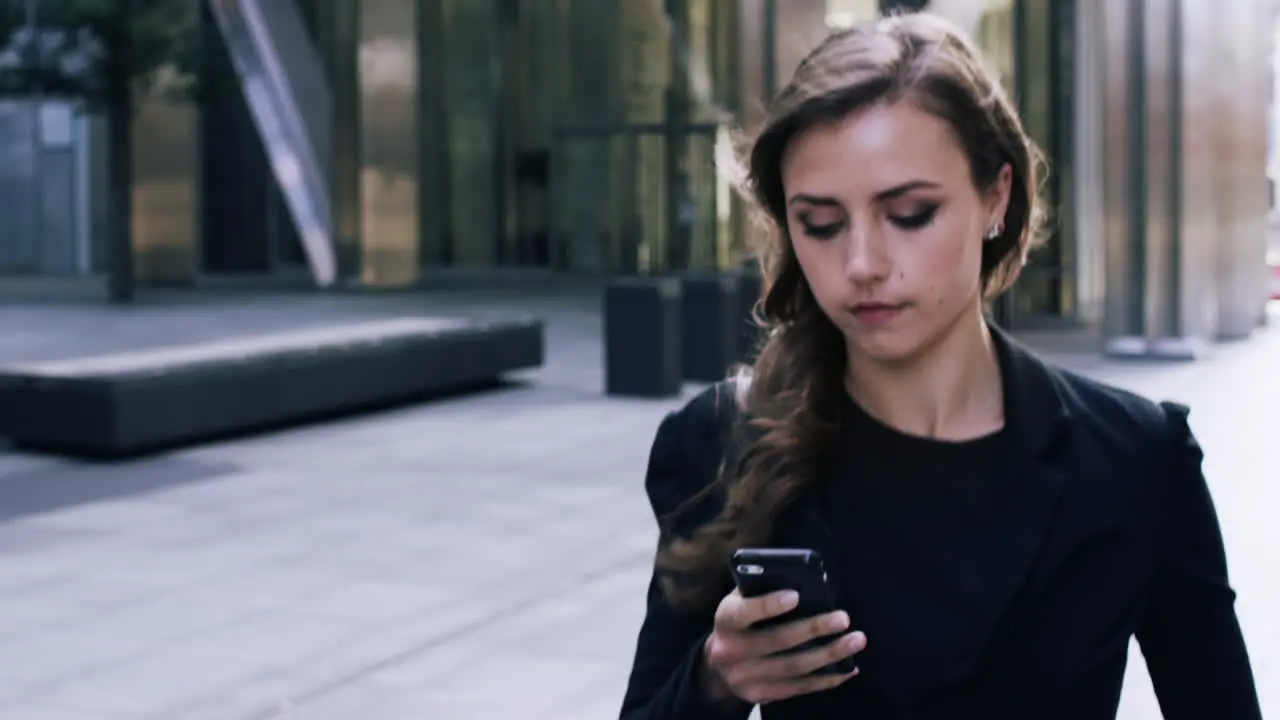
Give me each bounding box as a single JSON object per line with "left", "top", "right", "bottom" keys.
{"left": 680, "top": 273, "right": 742, "bottom": 382}
{"left": 736, "top": 269, "right": 764, "bottom": 364}
{"left": 603, "top": 277, "right": 683, "bottom": 397}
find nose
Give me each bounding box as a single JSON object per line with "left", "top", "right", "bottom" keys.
{"left": 844, "top": 225, "right": 891, "bottom": 285}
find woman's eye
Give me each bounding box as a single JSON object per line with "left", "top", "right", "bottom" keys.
{"left": 888, "top": 205, "right": 938, "bottom": 231}
{"left": 801, "top": 222, "right": 843, "bottom": 240}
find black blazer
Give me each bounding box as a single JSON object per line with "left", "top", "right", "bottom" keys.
{"left": 619, "top": 329, "right": 1260, "bottom": 720}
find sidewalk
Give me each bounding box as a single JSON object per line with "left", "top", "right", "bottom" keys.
{"left": 0, "top": 292, "right": 1274, "bottom": 720}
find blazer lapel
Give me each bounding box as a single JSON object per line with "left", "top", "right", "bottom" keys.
{"left": 757, "top": 326, "right": 1074, "bottom": 707}
{"left": 921, "top": 325, "right": 1073, "bottom": 691}
{"left": 779, "top": 326, "right": 1074, "bottom": 709}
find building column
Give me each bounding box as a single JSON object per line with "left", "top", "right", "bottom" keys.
{"left": 1072, "top": 0, "right": 1107, "bottom": 326}
{"left": 1102, "top": 0, "right": 1271, "bottom": 357}
{"left": 354, "top": 0, "right": 420, "bottom": 287}
{"left": 1214, "top": 0, "right": 1272, "bottom": 339}
{"left": 1136, "top": 0, "right": 1198, "bottom": 358}
{"left": 1098, "top": 0, "right": 1143, "bottom": 353}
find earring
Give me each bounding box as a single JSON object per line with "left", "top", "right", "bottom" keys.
{"left": 985, "top": 222, "right": 1004, "bottom": 241}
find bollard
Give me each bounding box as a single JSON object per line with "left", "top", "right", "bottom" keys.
{"left": 680, "top": 273, "right": 742, "bottom": 382}
{"left": 737, "top": 269, "right": 764, "bottom": 364}
{"left": 604, "top": 277, "right": 683, "bottom": 397}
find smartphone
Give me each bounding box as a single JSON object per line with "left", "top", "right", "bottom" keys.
{"left": 729, "top": 547, "right": 858, "bottom": 675}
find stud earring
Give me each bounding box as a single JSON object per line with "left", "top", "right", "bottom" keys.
{"left": 985, "top": 222, "right": 1004, "bottom": 241}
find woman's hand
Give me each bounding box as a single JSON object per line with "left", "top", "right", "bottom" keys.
{"left": 700, "top": 588, "right": 866, "bottom": 705}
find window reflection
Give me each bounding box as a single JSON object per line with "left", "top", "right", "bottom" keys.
{"left": 978, "top": 0, "right": 1074, "bottom": 325}
{"left": 975, "top": 0, "right": 1015, "bottom": 96}
{"left": 286, "top": 0, "right": 1081, "bottom": 298}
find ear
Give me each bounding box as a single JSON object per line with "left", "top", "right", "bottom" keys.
{"left": 985, "top": 163, "right": 1014, "bottom": 229}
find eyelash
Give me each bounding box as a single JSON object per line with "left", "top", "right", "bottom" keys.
{"left": 891, "top": 206, "right": 938, "bottom": 230}
{"left": 799, "top": 205, "right": 939, "bottom": 239}
{"left": 802, "top": 223, "right": 843, "bottom": 240}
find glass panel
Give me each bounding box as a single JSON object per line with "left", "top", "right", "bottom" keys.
{"left": 507, "top": 0, "right": 553, "bottom": 266}
{"left": 931, "top": 0, "right": 1076, "bottom": 326}
{"left": 1049, "top": 0, "right": 1077, "bottom": 318}
{"left": 1009, "top": 0, "right": 1075, "bottom": 323}
{"left": 207, "top": 0, "right": 336, "bottom": 285}
{"left": 417, "top": 0, "right": 449, "bottom": 267}
{"left": 441, "top": 0, "right": 501, "bottom": 267}
{"left": 358, "top": 0, "right": 420, "bottom": 286}
{"left": 975, "top": 0, "right": 1016, "bottom": 95}
{"left": 319, "top": 0, "right": 362, "bottom": 278}
{"left": 1013, "top": 0, "right": 1058, "bottom": 318}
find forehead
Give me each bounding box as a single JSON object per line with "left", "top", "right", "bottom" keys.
{"left": 780, "top": 101, "right": 971, "bottom": 196}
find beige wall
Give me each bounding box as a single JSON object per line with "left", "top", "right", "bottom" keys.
{"left": 825, "top": 0, "right": 880, "bottom": 28}
{"left": 131, "top": 79, "right": 198, "bottom": 287}
{"left": 927, "top": 0, "right": 1006, "bottom": 34}
{"left": 356, "top": 0, "right": 420, "bottom": 287}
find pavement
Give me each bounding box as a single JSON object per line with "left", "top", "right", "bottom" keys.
{"left": 0, "top": 290, "right": 1275, "bottom": 720}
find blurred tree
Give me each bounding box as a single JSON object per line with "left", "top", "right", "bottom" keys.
{"left": 0, "top": 0, "right": 203, "bottom": 302}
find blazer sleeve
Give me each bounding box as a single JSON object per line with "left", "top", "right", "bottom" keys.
{"left": 619, "top": 389, "right": 754, "bottom": 720}
{"left": 1136, "top": 402, "right": 1261, "bottom": 720}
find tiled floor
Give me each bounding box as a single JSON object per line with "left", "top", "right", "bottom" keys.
{"left": 0, "top": 291, "right": 1275, "bottom": 719}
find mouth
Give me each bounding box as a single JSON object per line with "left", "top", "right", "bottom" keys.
{"left": 846, "top": 302, "right": 909, "bottom": 325}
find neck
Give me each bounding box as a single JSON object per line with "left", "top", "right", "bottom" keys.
{"left": 845, "top": 304, "right": 1004, "bottom": 441}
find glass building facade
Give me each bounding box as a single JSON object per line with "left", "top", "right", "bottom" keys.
{"left": 118, "top": 0, "right": 1272, "bottom": 346}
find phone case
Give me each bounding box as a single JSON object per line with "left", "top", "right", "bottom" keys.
{"left": 729, "top": 547, "right": 858, "bottom": 675}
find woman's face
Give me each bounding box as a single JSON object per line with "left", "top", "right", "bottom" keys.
{"left": 781, "top": 100, "right": 1012, "bottom": 364}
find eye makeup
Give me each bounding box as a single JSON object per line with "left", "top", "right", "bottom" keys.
{"left": 796, "top": 201, "right": 941, "bottom": 240}
{"left": 887, "top": 203, "right": 940, "bottom": 231}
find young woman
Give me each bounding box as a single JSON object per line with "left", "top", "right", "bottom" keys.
{"left": 619, "top": 13, "right": 1260, "bottom": 720}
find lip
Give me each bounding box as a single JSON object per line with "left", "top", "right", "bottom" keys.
{"left": 847, "top": 302, "right": 907, "bottom": 326}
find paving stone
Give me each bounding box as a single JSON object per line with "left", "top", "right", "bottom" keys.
{"left": 0, "top": 293, "right": 1273, "bottom": 719}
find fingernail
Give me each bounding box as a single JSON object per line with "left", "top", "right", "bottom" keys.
{"left": 827, "top": 612, "right": 850, "bottom": 631}
{"left": 846, "top": 632, "right": 867, "bottom": 650}
{"left": 779, "top": 591, "right": 800, "bottom": 609}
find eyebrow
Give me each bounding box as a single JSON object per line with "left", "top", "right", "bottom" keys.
{"left": 787, "top": 180, "right": 942, "bottom": 207}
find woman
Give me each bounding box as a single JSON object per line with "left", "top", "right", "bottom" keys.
{"left": 619, "top": 13, "right": 1260, "bottom": 720}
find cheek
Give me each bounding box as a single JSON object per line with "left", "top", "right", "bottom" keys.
{"left": 900, "top": 227, "right": 984, "bottom": 304}
{"left": 792, "top": 239, "right": 849, "bottom": 309}
{"left": 793, "top": 236, "right": 835, "bottom": 283}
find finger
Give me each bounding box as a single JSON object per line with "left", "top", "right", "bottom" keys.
{"left": 716, "top": 589, "right": 798, "bottom": 632}
{"left": 745, "top": 610, "right": 850, "bottom": 657}
{"left": 737, "top": 631, "right": 867, "bottom": 685}
{"left": 746, "top": 668, "right": 858, "bottom": 705}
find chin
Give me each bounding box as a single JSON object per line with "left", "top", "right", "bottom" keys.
{"left": 844, "top": 329, "right": 928, "bottom": 365}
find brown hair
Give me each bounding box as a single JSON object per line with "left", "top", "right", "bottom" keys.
{"left": 656, "top": 12, "right": 1047, "bottom": 611}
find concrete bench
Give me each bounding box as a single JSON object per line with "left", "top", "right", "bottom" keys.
{"left": 0, "top": 316, "right": 543, "bottom": 456}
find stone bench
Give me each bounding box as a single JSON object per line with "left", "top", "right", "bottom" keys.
{"left": 0, "top": 316, "right": 544, "bottom": 457}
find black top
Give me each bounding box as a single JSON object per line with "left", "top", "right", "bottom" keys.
{"left": 825, "top": 396, "right": 1014, "bottom": 704}
{"left": 619, "top": 328, "right": 1260, "bottom": 720}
